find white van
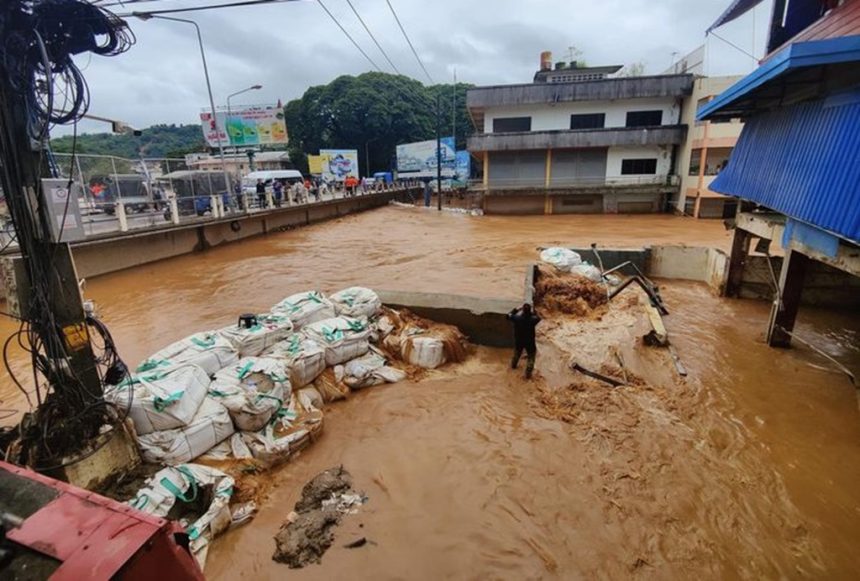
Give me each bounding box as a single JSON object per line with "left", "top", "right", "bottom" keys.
{"left": 241, "top": 170, "right": 303, "bottom": 194}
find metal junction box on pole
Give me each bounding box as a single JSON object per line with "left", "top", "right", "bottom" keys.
{"left": 40, "top": 178, "right": 86, "bottom": 243}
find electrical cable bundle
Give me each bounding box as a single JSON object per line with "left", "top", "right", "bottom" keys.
{"left": 0, "top": 1, "right": 135, "bottom": 468}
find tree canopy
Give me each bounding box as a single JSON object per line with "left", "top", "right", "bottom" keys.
{"left": 51, "top": 123, "right": 206, "bottom": 159}
{"left": 284, "top": 72, "right": 474, "bottom": 175}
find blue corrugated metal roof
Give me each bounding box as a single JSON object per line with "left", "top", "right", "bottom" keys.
{"left": 697, "top": 35, "right": 860, "bottom": 121}
{"left": 710, "top": 93, "right": 860, "bottom": 243}
{"left": 706, "top": 0, "right": 766, "bottom": 33}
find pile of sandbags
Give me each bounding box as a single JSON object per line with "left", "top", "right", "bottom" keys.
{"left": 209, "top": 357, "right": 290, "bottom": 432}
{"left": 303, "top": 317, "right": 371, "bottom": 366}
{"left": 329, "top": 286, "right": 381, "bottom": 319}
{"left": 341, "top": 350, "right": 407, "bottom": 389}
{"left": 239, "top": 388, "right": 324, "bottom": 468}
{"left": 219, "top": 313, "right": 294, "bottom": 357}
{"left": 272, "top": 291, "right": 335, "bottom": 330}
{"left": 539, "top": 247, "right": 582, "bottom": 273}
{"left": 263, "top": 334, "right": 326, "bottom": 388}
{"left": 136, "top": 331, "right": 238, "bottom": 376}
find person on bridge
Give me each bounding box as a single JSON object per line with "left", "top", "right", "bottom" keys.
{"left": 255, "top": 179, "right": 266, "bottom": 209}
{"left": 272, "top": 179, "right": 284, "bottom": 207}
{"left": 507, "top": 303, "right": 540, "bottom": 379}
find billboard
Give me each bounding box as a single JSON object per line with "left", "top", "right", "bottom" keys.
{"left": 453, "top": 150, "right": 471, "bottom": 186}
{"left": 396, "top": 137, "right": 456, "bottom": 177}
{"left": 200, "top": 104, "right": 288, "bottom": 148}
{"left": 320, "top": 149, "right": 359, "bottom": 182}
{"left": 307, "top": 155, "right": 323, "bottom": 175}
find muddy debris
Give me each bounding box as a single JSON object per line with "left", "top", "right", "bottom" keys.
{"left": 533, "top": 265, "right": 608, "bottom": 316}
{"left": 273, "top": 465, "right": 366, "bottom": 568}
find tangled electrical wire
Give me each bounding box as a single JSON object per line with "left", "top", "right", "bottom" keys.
{"left": 0, "top": 1, "right": 135, "bottom": 468}
{"left": 2, "top": 0, "right": 135, "bottom": 139}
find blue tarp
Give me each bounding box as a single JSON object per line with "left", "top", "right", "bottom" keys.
{"left": 706, "top": 0, "right": 766, "bottom": 33}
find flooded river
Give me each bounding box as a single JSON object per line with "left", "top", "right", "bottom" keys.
{"left": 1, "top": 206, "right": 858, "bottom": 577}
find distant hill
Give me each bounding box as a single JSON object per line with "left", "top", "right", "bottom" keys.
{"left": 51, "top": 123, "right": 207, "bottom": 159}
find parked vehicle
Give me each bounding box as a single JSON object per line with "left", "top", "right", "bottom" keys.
{"left": 241, "top": 170, "right": 304, "bottom": 195}
{"left": 88, "top": 174, "right": 153, "bottom": 215}
{"left": 373, "top": 171, "right": 393, "bottom": 184}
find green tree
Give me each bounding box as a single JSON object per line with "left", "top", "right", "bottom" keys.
{"left": 284, "top": 72, "right": 474, "bottom": 176}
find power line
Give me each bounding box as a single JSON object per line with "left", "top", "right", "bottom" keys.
{"left": 345, "top": 0, "right": 400, "bottom": 75}
{"left": 316, "top": 0, "right": 381, "bottom": 72}
{"left": 707, "top": 30, "right": 757, "bottom": 61}
{"left": 385, "top": 0, "right": 432, "bottom": 83}
{"left": 115, "top": 0, "right": 302, "bottom": 18}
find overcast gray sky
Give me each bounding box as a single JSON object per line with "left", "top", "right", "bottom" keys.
{"left": 61, "top": 0, "right": 771, "bottom": 135}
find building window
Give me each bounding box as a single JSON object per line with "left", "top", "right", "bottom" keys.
{"left": 626, "top": 110, "right": 663, "bottom": 127}
{"left": 704, "top": 147, "right": 732, "bottom": 175}
{"left": 570, "top": 113, "right": 605, "bottom": 130}
{"left": 621, "top": 158, "right": 658, "bottom": 175}
{"left": 492, "top": 116, "right": 532, "bottom": 132}
{"left": 689, "top": 149, "right": 701, "bottom": 176}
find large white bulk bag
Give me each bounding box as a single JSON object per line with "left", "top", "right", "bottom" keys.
{"left": 241, "top": 391, "right": 324, "bottom": 467}
{"left": 402, "top": 336, "right": 446, "bottom": 369}
{"left": 271, "top": 291, "right": 335, "bottom": 329}
{"left": 105, "top": 364, "right": 210, "bottom": 435}
{"left": 218, "top": 313, "right": 294, "bottom": 357}
{"left": 137, "top": 332, "right": 238, "bottom": 376}
{"left": 571, "top": 263, "right": 603, "bottom": 282}
{"left": 209, "top": 357, "right": 289, "bottom": 432}
{"left": 302, "top": 317, "right": 371, "bottom": 366}
{"left": 263, "top": 334, "right": 326, "bottom": 388}
{"left": 539, "top": 247, "right": 582, "bottom": 272}
{"left": 329, "top": 287, "right": 382, "bottom": 319}
{"left": 342, "top": 351, "right": 408, "bottom": 389}
{"left": 137, "top": 397, "right": 234, "bottom": 465}
{"left": 127, "top": 463, "right": 234, "bottom": 566}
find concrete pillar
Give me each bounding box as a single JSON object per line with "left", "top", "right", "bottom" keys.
{"left": 242, "top": 193, "right": 251, "bottom": 213}
{"left": 544, "top": 148, "right": 552, "bottom": 187}
{"left": 209, "top": 195, "right": 221, "bottom": 218}
{"left": 116, "top": 202, "right": 128, "bottom": 232}
{"left": 725, "top": 227, "right": 750, "bottom": 297}
{"left": 169, "top": 198, "right": 180, "bottom": 225}
{"left": 266, "top": 192, "right": 274, "bottom": 209}
{"left": 482, "top": 151, "right": 489, "bottom": 189}
{"left": 766, "top": 249, "right": 809, "bottom": 347}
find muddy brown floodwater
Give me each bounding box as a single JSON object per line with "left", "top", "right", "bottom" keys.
{"left": 2, "top": 206, "right": 859, "bottom": 577}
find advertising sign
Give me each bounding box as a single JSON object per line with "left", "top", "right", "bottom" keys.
{"left": 307, "top": 155, "right": 323, "bottom": 175}
{"left": 200, "top": 104, "right": 288, "bottom": 148}
{"left": 320, "top": 149, "right": 359, "bottom": 182}
{"left": 396, "top": 137, "right": 456, "bottom": 177}
{"left": 453, "top": 150, "right": 471, "bottom": 186}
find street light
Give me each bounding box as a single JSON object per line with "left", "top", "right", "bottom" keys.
{"left": 227, "top": 85, "right": 262, "bottom": 160}
{"left": 227, "top": 84, "right": 263, "bottom": 122}
{"left": 134, "top": 13, "right": 232, "bottom": 197}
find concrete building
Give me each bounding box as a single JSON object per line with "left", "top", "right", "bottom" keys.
{"left": 699, "top": 0, "right": 860, "bottom": 348}
{"left": 466, "top": 53, "right": 693, "bottom": 214}
{"left": 185, "top": 151, "right": 292, "bottom": 174}
{"left": 674, "top": 75, "right": 744, "bottom": 218}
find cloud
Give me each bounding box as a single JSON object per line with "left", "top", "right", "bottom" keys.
{"left": 56, "top": 0, "right": 771, "bottom": 136}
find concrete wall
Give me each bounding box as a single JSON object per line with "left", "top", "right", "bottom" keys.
{"left": 69, "top": 189, "right": 414, "bottom": 279}
{"left": 738, "top": 255, "right": 860, "bottom": 308}
{"left": 376, "top": 290, "right": 521, "bottom": 347}
{"left": 485, "top": 97, "right": 681, "bottom": 132}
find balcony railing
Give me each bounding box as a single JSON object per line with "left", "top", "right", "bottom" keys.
{"left": 468, "top": 125, "right": 688, "bottom": 152}
{"left": 469, "top": 174, "right": 680, "bottom": 191}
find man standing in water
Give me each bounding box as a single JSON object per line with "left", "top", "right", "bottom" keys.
{"left": 507, "top": 304, "right": 540, "bottom": 379}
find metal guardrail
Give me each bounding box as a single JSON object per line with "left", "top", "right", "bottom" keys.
{"left": 0, "top": 153, "right": 416, "bottom": 248}
{"left": 467, "top": 175, "right": 680, "bottom": 190}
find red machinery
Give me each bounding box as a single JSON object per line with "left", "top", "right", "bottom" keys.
{"left": 0, "top": 461, "right": 204, "bottom": 580}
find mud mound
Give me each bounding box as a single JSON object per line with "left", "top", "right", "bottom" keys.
{"left": 273, "top": 466, "right": 363, "bottom": 568}
{"left": 534, "top": 266, "right": 607, "bottom": 316}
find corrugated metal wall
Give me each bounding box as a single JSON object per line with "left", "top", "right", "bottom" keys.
{"left": 710, "top": 94, "right": 860, "bottom": 242}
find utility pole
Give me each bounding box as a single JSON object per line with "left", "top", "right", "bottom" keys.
{"left": 0, "top": 2, "right": 119, "bottom": 464}
{"left": 436, "top": 92, "right": 442, "bottom": 211}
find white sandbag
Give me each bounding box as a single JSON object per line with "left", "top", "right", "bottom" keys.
{"left": 271, "top": 291, "right": 336, "bottom": 330}
{"left": 242, "top": 391, "right": 323, "bottom": 467}
{"left": 263, "top": 334, "right": 326, "bottom": 388}
{"left": 539, "top": 247, "right": 582, "bottom": 272}
{"left": 571, "top": 262, "right": 603, "bottom": 282}
{"left": 329, "top": 287, "right": 382, "bottom": 319}
{"left": 127, "top": 463, "right": 234, "bottom": 566}
{"left": 403, "top": 336, "right": 446, "bottom": 369}
{"left": 209, "top": 357, "right": 289, "bottom": 432}
{"left": 137, "top": 397, "right": 234, "bottom": 465}
{"left": 137, "top": 332, "right": 238, "bottom": 376}
{"left": 303, "top": 317, "right": 371, "bottom": 366}
{"left": 105, "top": 364, "right": 210, "bottom": 436}
{"left": 218, "top": 313, "right": 294, "bottom": 358}
{"left": 297, "top": 386, "right": 323, "bottom": 411}
{"left": 342, "top": 351, "right": 405, "bottom": 389}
